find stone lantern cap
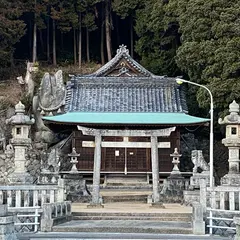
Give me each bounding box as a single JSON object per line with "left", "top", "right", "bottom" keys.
{"left": 219, "top": 100, "right": 240, "bottom": 125}
{"left": 170, "top": 148, "right": 182, "bottom": 158}
{"left": 6, "top": 101, "right": 35, "bottom": 125}
{"left": 68, "top": 147, "right": 80, "bottom": 157}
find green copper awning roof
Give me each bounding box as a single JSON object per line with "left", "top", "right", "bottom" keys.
{"left": 42, "top": 112, "right": 209, "bottom": 125}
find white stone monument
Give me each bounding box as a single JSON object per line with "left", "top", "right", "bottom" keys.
{"left": 6, "top": 101, "right": 35, "bottom": 184}
{"left": 219, "top": 100, "right": 240, "bottom": 185}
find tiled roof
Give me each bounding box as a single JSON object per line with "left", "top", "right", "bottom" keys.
{"left": 64, "top": 76, "right": 188, "bottom": 113}
{"left": 61, "top": 45, "right": 188, "bottom": 116}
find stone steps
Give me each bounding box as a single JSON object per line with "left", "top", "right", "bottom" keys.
{"left": 72, "top": 215, "right": 191, "bottom": 221}
{"left": 102, "top": 194, "right": 148, "bottom": 203}
{"left": 88, "top": 184, "right": 153, "bottom": 190}
{"left": 52, "top": 219, "right": 193, "bottom": 234}
{"left": 52, "top": 211, "right": 193, "bottom": 235}
{"left": 17, "top": 232, "right": 229, "bottom": 240}
{"left": 72, "top": 212, "right": 192, "bottom": 221}
{"left": 100, "top": 188, "right": 152, "bottom": 203}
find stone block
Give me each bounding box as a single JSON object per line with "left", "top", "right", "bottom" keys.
{"left": 192, "top": 202, "right": 205, "bottom": 235}
{"left": 190, "top": 172, "right": 210, "bottom": 189}
{"left": 40, "top": 219, "right": 54, "bottom": 232}
{"left": 221, "top": 173, "right": 240, "bottom": 186}
{"left": 234, "top": 217, "right": 240, "bottom": 240}
{"left": 183, "top": 190, "right": 200, "bottom": 206}
{"left": 0, "top": 215, "right": 17, "bottom": 240}
{"left": 0, "top": 206, "right": 7, "bottom": 217}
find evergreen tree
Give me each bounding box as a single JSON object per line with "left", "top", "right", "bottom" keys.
{"left": 175, "top": 0, "right": 240, "bottom": 112}
{"left": 112, "top": 0, "right": 142, "bottom": 57}
{"left": 135, "top": 0, "right": 181, "bottom": 76}
{"left": 0, "top": 0, "right": 26, "bottom": 66}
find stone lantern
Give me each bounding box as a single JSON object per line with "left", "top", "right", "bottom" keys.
{"left": 170, "top": 148, "right": 182, "bottom": 176}
{"left": 68, "top": 147, "right": 80, "bottom": 173}
{"left": 219, "top": 100, "right": 240, "bottom": 185}
{"left": 6, "top": 101, "right": 35, "bottom": 184}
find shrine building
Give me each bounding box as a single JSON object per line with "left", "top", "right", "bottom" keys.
{"left": 43, "top": 45, "right": 209, "bottom": 204}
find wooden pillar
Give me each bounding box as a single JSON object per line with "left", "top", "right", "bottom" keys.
{"left": 151, "top": 136, "right": 160, "bottom": 203}
{"left": 88, "top": 134, "right": 103, "bottom": 208}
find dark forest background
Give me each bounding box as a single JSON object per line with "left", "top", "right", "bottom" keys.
{"left": 1, "top": 0, "right": 240, "bottom": 118}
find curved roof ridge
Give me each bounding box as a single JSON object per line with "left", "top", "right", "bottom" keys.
{"left": 91, "top": 45, "right": 154, "bottom": 77}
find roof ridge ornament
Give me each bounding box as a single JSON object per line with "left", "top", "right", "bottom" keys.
{"left": 117, "top": 45, "right": 129, "bottom": 55}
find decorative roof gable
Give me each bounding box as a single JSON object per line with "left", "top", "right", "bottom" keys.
{"left": 91, "top": 45, "right": 154, "bottom": 77}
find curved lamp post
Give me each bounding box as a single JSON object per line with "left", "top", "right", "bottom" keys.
{"left": 176, "top": 78, "right": 214, "bottom": 188}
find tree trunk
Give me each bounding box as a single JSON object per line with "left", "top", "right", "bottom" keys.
{"left": 47, "top": 8, "right": 50, "bottom": 62}
{"left": 73, "top": 28, "right": 77, "bottom": 65}
{"left": 78, "top": 13, "right": 82, "bottom": 69}
{"left": 105, "top": 0, "right": 112, "bottom": 61}
{"left": 101, "top": 21, "right": 105, "bottom": 65}
{"left": 52, "top": 19, "right": 57, "bottom": 66}
{"left": 130, "top": 16, "right": 134, "bottom": 58}
{"left": 61, "top": 32, "right": 63, "bottom": 50}
{"left": 101, "top": 2, "right": 105, "bottom": 65}
{"left": 39, "top": 29, "right": 44, "bottom": 55}
{"left": 32, "top": 22, "right": 37, "bottom": 62}
{"left": 29, "top": 19, "right": 32, "bottom": 59}
{"left": 86, "top": 28, "right": 90, "bottom": 63}
{"left": 116, "top": 15, "right": 120, "bottom": 46}
{"left": 32, "top": 0, "right": 37, "bottom": 63}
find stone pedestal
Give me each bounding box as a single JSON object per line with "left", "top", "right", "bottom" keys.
{"left": 221, "top": 173, "right": 240, "bottom": 186}
{"left": 183, "top": 190, "right": 200, "bottom": 206}
{"left": 6, "top": 102, "right": 35, "bottom": 185}
{"left": 63, "top": 173, "right": 91, "bottom": 203}
{"left": 190, "top": 171, "right": 210, "bottom": 189}
{"left": 0, "top": 205, "right": 17, "bottom": 240}
{"left": 8, "top": 139, "right": 33, "bottom": 184}
{"left": 192, "top": 202, "right": 205, "bottom": 235}
{"left": 8, "top": 172, "right": 33, "bottom": 185}
{"left": 160, "top": 175, "right": 186, "bottom": 203}
{"left": 160, "top": 148, "right": 185, "bottom": 203}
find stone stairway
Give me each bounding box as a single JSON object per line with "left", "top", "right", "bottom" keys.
{"left": 53, "top": 215, "right": 193, "bottom": 234}
{"left": 17, "top": 202, "right": 228, "bottom": 239}
{"left": 100, "top": 189, "right": 151, "bottom": 203}
{"left": 50, "top": 202, "right": 194, "bottom": 235}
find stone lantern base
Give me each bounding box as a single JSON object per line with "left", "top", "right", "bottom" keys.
{"left": 221, "top": 173, "right": 240, "bottom": 186}
{"left": 8, "top": 172, "right": 33, "bottom": 185}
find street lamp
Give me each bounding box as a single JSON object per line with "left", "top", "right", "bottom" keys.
{"left": 176, "top": 78, "right": 214, "bottom": 188}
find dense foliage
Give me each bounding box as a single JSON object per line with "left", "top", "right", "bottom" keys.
{"left": 175, "top": 0, "right": 240, "bottom": 113}
{"left": 0, "top": 0, "right": 240, "bottom": 115}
